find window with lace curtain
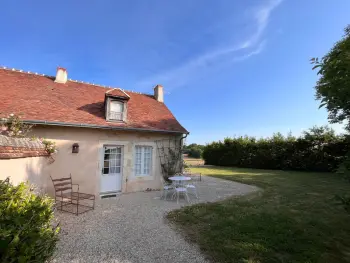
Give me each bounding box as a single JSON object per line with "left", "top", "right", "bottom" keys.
{"left": 108, "top": 100, "right": 124, "bottom": 121}
{"left": 135, "top": 146, "right": 152, "bottom": 176}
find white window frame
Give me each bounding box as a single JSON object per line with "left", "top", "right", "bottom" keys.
{"left": 109, "top": 100, "right": 124, "bottom": 121}
{"left": 134, "top": 145, "right": 153, "bottom": 177}
{"left": 106, "top": 98, "right": 127, "bottom": 122}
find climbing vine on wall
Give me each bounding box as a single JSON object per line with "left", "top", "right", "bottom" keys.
{"left": 1, "top": 113, "right": 58, "bottom": 157}
{"left": 0, "top": 113, "right": 33, "bottom": 137}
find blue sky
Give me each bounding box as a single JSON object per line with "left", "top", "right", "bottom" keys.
{"left": 0, "top": 1, "right": 349, "bottom": 144}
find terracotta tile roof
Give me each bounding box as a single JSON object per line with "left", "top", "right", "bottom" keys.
{"left": 105, "top": 88, "right": 130, "bottom": 99}
{"left": 0, "top": 68, "right": 188, "bottom": 134}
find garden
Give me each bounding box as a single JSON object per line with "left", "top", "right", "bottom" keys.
{"left": 168, "top": 166, "right": 350, "bottom": 262}
{"left": 168, "top": 25, "right": 350, "bottom": 263}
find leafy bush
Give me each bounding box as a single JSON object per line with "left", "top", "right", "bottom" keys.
{"left": 41, "top": 138, "right": 58, "bottom": 155}
{"left": 184, "top": 143, "right": 204, "bottom": 158}
{"left": 202, "top": 126, "right": 348, "bottom": 172}
{"left": 188, "top": 147, "right": 203, "bottom": 158}
{"left": 0, "top": 113, "right": 33, "bottom": 137}
{"left": 0, "top": 179, "right": 60, "bottom": 263}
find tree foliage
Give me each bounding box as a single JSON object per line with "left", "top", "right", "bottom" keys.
{"left": 311, "top": 25, "right": 350, "bottom": 128}
{"left": 0, "top": 179, "right": 60, "bottom": 263}
{"left": 184, "top": 143, "right": 204, "bottom": 158}
{"left": 312, "top": 25, "right": 350, "bottom": 211}
{"left": 202, "top": 126, "right": 348, "bottom": 172}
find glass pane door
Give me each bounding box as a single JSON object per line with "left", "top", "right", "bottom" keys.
{"left": 103, "top": 146, "right": 122, "bottom": 175}
{"left": 101, "top": 146, "right": 123, "bottom": 193}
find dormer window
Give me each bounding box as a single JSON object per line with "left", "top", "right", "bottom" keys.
{"left": 109, "top": 100, "right": 124, "bottom": 121}
{"left": 105, "top": 88, "right": 130, "bottom": 122}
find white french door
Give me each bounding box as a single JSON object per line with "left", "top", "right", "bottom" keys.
{"left": 100, "top": 146, "right": 123, "bottom": 193}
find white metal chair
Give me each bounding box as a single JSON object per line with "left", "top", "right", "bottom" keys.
{"left": 180, "top": 170, "right": 199, "bottom": 199}
{"left": 160, "top": 178, "right": 174, "bottom": 200}
{"left": 185, "top": 182, "right": 198, "bottom": 199}
{"left": 169, "top": 174, "right": 190, "bottom": 203}
{"left": 174, "top": 187, "right": 190, "bottom": 204}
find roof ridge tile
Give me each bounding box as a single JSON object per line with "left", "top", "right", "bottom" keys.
{"left": 0, "top": 66, "right": 51, "bottom": 77}
{"left": 0, "top": 66, "right": 154, "bottom": 96}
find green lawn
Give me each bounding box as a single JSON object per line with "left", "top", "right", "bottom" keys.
{"left": 167, "top": 167, "right": 350, "bottom": 263}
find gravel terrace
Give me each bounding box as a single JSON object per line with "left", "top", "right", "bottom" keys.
{"left": 52, "top": 176, "right": 258, "bottom": 263}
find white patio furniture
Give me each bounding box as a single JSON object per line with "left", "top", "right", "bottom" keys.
{"left": 185, "top": 183, "right": 198, "bottom": 199}
{"left": 168, "top": 176, "right": 191, "bottom": 185}
{"left": 169, "top": 176, "right": 192, "bottom": 203}
{"left": 177, "top": 172, "right": 200, "bottom": 199}
{"left": 161, "top": 182, "right": 174, "bottom": 200}
{"left": 174, "top": 187, "right": 190, "bottom": 204}
{"left": 160, "top": 176, "right": 175, "bottom": 200}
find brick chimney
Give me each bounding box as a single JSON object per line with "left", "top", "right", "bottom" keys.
{"left": 154, "top": 84, "right": 164, "bottom": 103}
{"left": 55, "top": 67, "right": 67, "bottom": 84}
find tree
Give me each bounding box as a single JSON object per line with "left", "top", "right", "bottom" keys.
{"left": 312, "top": 25, "right": 350, "bottom": 212}
{"left": 311, "top": 25, "right": 350, "bottom": 129}
{"left": 184, "top": 143, "right": 205, "bottom": 158}
{"left": 188, "top": 147, "right": 203, "bottom": 158}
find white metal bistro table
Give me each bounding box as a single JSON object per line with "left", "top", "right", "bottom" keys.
{"left": 168, "top": 176, "right": 192, "bottom": 182}
{"left": 168, "top": 176, "right": 192, "bottom": 203}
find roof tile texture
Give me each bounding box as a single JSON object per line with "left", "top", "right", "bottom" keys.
{"left": 0, "top": 69, "right": 188, "bottom": 133}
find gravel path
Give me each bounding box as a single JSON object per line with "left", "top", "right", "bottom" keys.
{"left": 52, "top": 176, "right": 258, "bottom": 263}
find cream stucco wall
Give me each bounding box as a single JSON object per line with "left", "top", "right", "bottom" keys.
{"left": 0, "top": 156, "right": 50, "bottom": 191}
{"left": 30, "top": 126, "right": 182, "bottom": 198}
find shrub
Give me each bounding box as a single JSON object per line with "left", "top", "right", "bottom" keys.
{"left": 188, "top": 147, "right": 203, "bottom": 158}
{"left": 184, "top": 143, "right": 205, "bottom": 158}
{"left": 202, "top": 126, "right": 348, "bottom": 172}
{"left": 0, "top": 179, "right": 60, "bottom": 263}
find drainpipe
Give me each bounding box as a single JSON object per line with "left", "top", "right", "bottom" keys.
{"left": 180, "top": 133, "right": 188, "bottom": 146}
{"left": 180, "top": 133, "right": 188, "bottom": 172}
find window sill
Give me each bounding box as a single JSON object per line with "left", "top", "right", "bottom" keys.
{"left": 135, "top": 174, "right": 151, "bottom": 177}
{"left": 106, "top": 120, "right": 126, "bottom": 124}
{"left": 129, "top": 174, "right": 154, "bottom": 182}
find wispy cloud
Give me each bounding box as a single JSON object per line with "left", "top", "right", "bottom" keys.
{"left": 232, "top": 40, "right": 267, "bottom": 62}
{"left": 241, "top": 0, "right": 282, "bottom": 49}
{"left": 137, "top": 0, "right": 283, "bottom": 90}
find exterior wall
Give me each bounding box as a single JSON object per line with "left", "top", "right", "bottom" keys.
{"left": 30, "top": 126, "right": 182, "bottom": 198}
{"left": 0, "top": 156, "right": 49, "bottom": 191}
{"left": 0, "top": 135, "right": 50, "bottom": 191}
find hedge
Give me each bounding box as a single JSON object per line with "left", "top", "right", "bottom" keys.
{"left": 202, "top": 126, "right": 349, "bottom": 172}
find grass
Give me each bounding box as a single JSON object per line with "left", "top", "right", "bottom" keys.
{"left": 167, "top": 167, "right": 350, "bottom": 263}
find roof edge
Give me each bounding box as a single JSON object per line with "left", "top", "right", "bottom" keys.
{"left": 118, "top": 88, "right": 130, "bottom": 98}
{"left": 0, "top": 66, "right": 152, "bottom": 96}
{"left": 24, "top": 120, "right": 189, "bottom": 134}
